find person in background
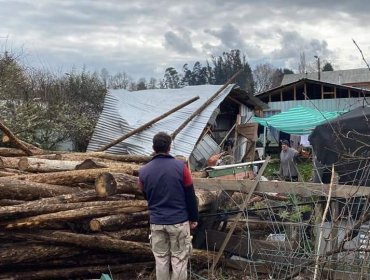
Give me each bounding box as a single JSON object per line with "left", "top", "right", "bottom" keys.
{"left": 279, "top": 139, "right": 299, "bottom": 181}
{"left": 138, "top": 132, "right": 198, "bottom": 280}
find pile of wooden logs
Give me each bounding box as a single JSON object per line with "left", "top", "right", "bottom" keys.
{"left": 0, "top": 148, "right": 216, "bottom": 279}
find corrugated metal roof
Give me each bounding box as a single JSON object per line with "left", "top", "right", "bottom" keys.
{"left": 87, "top": 84, "right": 236, "bottom": 157}
{"left": 282, "top": 68, "right": 370, "bottom": 85}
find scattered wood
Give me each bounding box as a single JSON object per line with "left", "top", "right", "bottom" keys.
{"left": 0, "top": 119, "right": 34, "bottom": 156}
{"left": 0, "top": 177, "right": 77, "bottom": 200}
{"left": 11, "top": 166, "right": 138, "bottom": 185}
{"left": 89, "top": 210, "right": 149, "bottom": 231}
{"left": 17, "top": 157, "right": 107, "bottom": 172}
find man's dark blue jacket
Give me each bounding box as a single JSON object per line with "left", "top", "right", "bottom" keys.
{"left": 138, "top": 154, "right": 198, "bottom": 225}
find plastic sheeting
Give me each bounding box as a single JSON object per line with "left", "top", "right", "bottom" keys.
{"left": 252, "top": 106, "right": 343, "bottom": 135}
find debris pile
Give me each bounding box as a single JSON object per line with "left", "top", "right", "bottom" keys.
{"left": 0, "top": 148, "right": 215, "bottom": 279}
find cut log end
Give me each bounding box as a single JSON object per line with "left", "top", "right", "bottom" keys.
{"left": 89, "top": 219, "right": 102, "bottom": 232}
{"left": 75, "top": 159, "right": 107, "bottom": 170}
{"left": 95, "top": 173, "right": 117, "bottom": 197}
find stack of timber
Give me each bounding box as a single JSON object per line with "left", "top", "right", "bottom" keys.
{"left": 0, "top": 148, "right": 217, "bottom": 280}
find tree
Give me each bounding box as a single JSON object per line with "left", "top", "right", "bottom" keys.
{"left": 162, "top": 67, "right": 181, "bottom": 89}
{"left": 136, "top": 78, "right": 147, "bottom": 91}
{"left": 322, "top": 62, "right": 334, "bottom": 71}
{"left": 253, "top": 63, "right": 282, "bottom": 94}
{"left": 211, "top": 49, "right": 254, "bottom": 93}
{"left": 147, "top": 78, "right": 158, "bottom": 89}
{"left": 108, "top": 72, "right": 131, "bottom": 89}
{"left": 61, "top": 69, "right": 106, "bottom": 151}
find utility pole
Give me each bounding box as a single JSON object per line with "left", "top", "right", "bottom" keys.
{"left": 314, "top": 55, "right": 321, "bottom": 80}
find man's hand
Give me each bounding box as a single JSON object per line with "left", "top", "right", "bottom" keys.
{"left": 190, "top": 222, "right": 198, "bottom": 229}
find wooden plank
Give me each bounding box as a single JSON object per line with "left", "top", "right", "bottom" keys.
{"left": 193, "top": 178, "right": 370, "bottom": 198}
{"left": 210, "top": 156, "right": 270, "bottom": 271}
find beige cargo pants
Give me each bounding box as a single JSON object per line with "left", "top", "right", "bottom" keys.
{"left": 150, "top": 222, "right": 193, "bottom": 280}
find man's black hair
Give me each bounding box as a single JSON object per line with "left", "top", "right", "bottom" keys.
{"left": 153, "top": 132, "right": 172, "bottom": 153}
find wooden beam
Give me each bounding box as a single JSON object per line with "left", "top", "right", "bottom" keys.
{"left": 210, "top": 156, "right": 270, "bottom": 271}
{"left": 293, "top": 86, "right": 296, "bottom": 100}
{"left": 193, "top": 178, "right": 370, "bottom": 198}
{"left": 171, "top": 70, "right": 243, "bottom": 140}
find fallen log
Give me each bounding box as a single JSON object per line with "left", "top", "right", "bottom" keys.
{"left": 5, "top": 230, "right": 217, "bottom": 265}
{"left": 57, "top": 152, "right": 152, "bottom": 164}
{"left": 0, "top": 147, "right": 29, "bottom": 157}
{"left": 0, "top": 200, "right": 145, "bottom": 220}
{"left": 89, "top": 210, "right": 149, "bottom": 231}
{"left": 18, "top": 157, "right": 107, "bottom": 172}
{"left": 0, "top": 156, "right": 22, "bottom": 169}
{"left": 3, "top": 201, "right": 147, "bottom": 229}
{"left": 0, "top": 199, "right": 24, "bottom": 206}
{"left": 95, "top": 172, "right": 141, "bottom": 196}
{"left": 100, "top": 227, "right": 149, "bottom": 242}
{"left": 0, "top": 262, "right": 154, "bottom": 280}
{"left": 0, "top": 242, "right": 85, "bottom": 265}
{"left": 11, "top": 166, "right": 139, "bottom": 185}
{"left": 0, "top": 119, "right": 34, "bottom": 156}
{"left": 0, "top": 170, "right": 21, "bottom": 177}
{"left": 0, "top": 177, "right": 76, "bottom": 200}
{"left": 95, "top": 172, "right": 216, "bottom": 208}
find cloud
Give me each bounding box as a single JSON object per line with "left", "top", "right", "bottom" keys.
{"left": 0, "top": 0, "right": 369, "bottom": 79}
{"left": 164, "top": 29, "right": 197, "bottom": 54}
{"left": 203, "top": 24, "right": 263, "bottom": 58}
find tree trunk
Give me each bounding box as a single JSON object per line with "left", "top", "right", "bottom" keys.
{"left": 3, "top": 200, "right": 147, "bottom": 229}
{"left": 0, "top": 262, "right": 154, "bottom": 280}
{"left": 0, "top": 177, "right": 76, "bottom": 200}
{"left": 0, "top": 147, "right": 29, "bottom": 157}
{"left": 8, "top": 230, "right": 153, "bottom": 254}
{"left": 11, "top": 166, "right": 139, "bottom": 185}
{"left": 0, "top": 243, "right": 85, "bottom": 265}
{"left": 18, "top": 157, "right": 107, "bottom": 172}
{"left": 0, "top": 200, "right": 146, "bottom": 220}
{"left": 0, "top": 199, "right": 24, "bottom": 206}
{"left": 89, "top": 210, "right": 149, "bottom": 231}
{"left": 100, "top": 227, "right": 150, "bottom": 242}
{"left": 0, "top": 156, "right": 22, "bottom": 169}
{"left": 58, "top": 152, "right": 152, "bottom": 163}
{"left": 0, "top": 119, "right": 34, "bottom": 156}
{"left": 95, "top": 172, "right": 142, "bottom": 196}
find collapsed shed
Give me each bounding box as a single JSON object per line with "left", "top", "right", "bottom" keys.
{"left": 87, "top": 84, "right": 267, "bottom": 169}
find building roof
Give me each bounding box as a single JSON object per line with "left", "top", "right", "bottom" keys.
{"left": 87, "top": 84, "right": 266, "bottom": 157}
{"left": 255, "top": 78, "right": 370, "bottom": 99}
{"left": 282, "top": 68, "right": 370, "bottom": 85}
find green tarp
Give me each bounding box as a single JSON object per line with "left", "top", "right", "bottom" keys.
{"left": 252, "top": 106, "right": 343, "bottom": 135}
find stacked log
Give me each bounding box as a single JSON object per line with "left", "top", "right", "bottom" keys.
{"left": 0, "top": 148, "right": 217, "bottom": 279}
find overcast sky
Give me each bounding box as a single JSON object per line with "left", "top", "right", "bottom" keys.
{"left": 1, "top": 0, "right": 369, "bottom": 80}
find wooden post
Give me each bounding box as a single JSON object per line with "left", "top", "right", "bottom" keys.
{"left": 0, "top": 119, "right": 33, "bottom": 156}
{"left": 210, "top": 156, "right": 270, "bottom": 272}
{"left": 97, "top": 96, "right": 199, "bottom": 151}
{"left": 171, "top": 69, "right": 243, "bottom": 140}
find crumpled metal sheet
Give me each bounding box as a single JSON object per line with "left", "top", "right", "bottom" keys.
{"left": 87, "top": 84, "right": 235, "bottom": 158}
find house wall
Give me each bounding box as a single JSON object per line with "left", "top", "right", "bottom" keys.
{"left": 265, "top": 97, "right": 370, "bottom": 112}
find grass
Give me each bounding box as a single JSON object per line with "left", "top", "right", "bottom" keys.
{"left": 263, "top": 159, "right": 313, "bottom": 182}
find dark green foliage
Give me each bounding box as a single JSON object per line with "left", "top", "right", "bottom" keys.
{"left": 0, "top": 52, "right": 106, "bottom": 151}
{"left": 211, "top": 50, "right": 255, "bottom": 93}
{"left": 322, "top": 62, "right": 334, "bottom": 71}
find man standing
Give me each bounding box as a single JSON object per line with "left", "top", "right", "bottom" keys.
{"left": 279, "top": 139, "right": 299, "bottom": 181}
{"left": 138, "top": 132, "right": 199, "bottom": 280}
